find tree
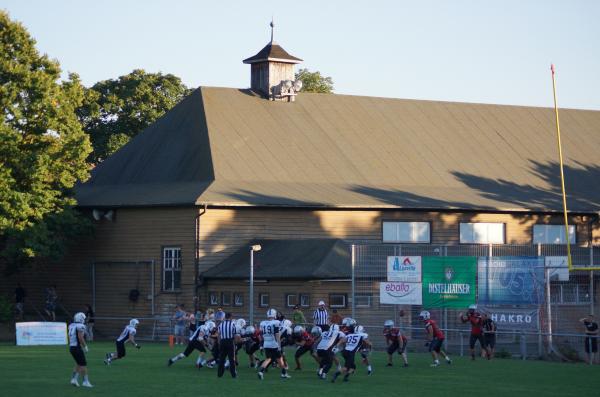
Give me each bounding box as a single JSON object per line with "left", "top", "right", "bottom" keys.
{"left": 295, "top": 68, "right": 334, "bottom": 93}
{"left": 0, "top": 11, "right": 92, "bottom": 273}
{"left": 79, "top": 69, "right": 192, "bottom": 163}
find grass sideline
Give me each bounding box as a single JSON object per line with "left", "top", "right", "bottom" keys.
{"left": 0, "top": 341, "right": 599, "bottom": 396}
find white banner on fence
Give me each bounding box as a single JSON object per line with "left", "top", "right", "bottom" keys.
{"left": 386, "top": 256, "right": 422, "bottom": 282}
{"left": 16, "top": 322, "right": 67, "bottom": 346}
{"left": 545, "top": 256, "right": 569, "bottom": 281}
{"left": 379, "top": 282, "right": 422, "bottom": 305}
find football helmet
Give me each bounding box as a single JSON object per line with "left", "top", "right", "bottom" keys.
{"left": 130, "top": 318, "right": 139, "bottom": 328}
{"left": 293, "top": 325, "right": 305, "bottom": 335}
{"left": 204, "top": 320, "right": 216, "bottom": 331}
{"left": 266, "top": 308, "right": 278, "bottom": 318}
{"left": 281, "top": 319, "right": 292, "bottom": 329}
{"left": 74, "top": 312, "right": 86, "bottom": 324}
{"left": 342, "top": 317, "right": 357, "bottom": 327}
{"left": 245, "top": 325, "right": 256, "bottom": 335}
{"left": 236, "top": 318, "right": 247, "bottom": 330}
{"left": 310, "top": 326, "right": 322, "bottom": 337}
{"left": 468, "top": 304, "right": 477, "bottom": 312}
{"left": 383, "top": 319, "right": 394, "bottom": 329}
{"left": 419, "top": 311, "right": 430, "bottom": 320}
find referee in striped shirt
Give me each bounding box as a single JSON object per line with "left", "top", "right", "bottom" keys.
{"left": 313, "top": 300, "right": 330, "bottom": 331}
{"left": 217, "top": 312, "right": 238, "bottom": 378}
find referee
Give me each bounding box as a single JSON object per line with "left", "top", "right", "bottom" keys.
{"left": 313, "top": 300, "right": 329, "bottom": 331}
{"left": 217, "top": 312, "right": 237, "bottom": 378}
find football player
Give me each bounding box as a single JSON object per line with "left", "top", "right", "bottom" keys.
{"left": 316, "top": 323, "right": 341, "bottom": 380}
{"left": 420, "top": 311, "right": 451, "bottom": 367}
{"left": 332, "top": 320, "right": 371, "bottom": 383}
{"left": 481, "top": 312, "right": 497, "bottom": 359}
{"left": 459, "top": 304, "right": 484, "bottom": 360}
{"left": 383, "top": 319, "right": 409, "bottom": 367}
{"left": 167, "top": 322, "right": 208, "bottom": 367}
{"left": 104, "top": 319, "right": 140, "bottom": 365}
{"left": 202, "top": 321, "right": 218, "bottom": 368}
{"left": 242, "top": 325, "right": 262, "bottom": 368}
{"left": 257, "top": 308, "right": 291, "bottom": 380}
{"left": 356, "top": 325, "right": 373, "bottom": 375}
{"left": 68, "top": 312, "right": 93, "bottom": 387}
{"left": 292, "top": 325, "right": 319, "bottom": 370}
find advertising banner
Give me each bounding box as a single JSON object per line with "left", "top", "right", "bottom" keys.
{"left": 478, "top": 257, "right": 545, "bottom": 305}
{"left": 545, "top": 256, "right": 569, "bottom": 281}
{"left": 379, "top": 282, "right": 422, "bottom": 305}
{"left": 479, "top": 306, "right": 540, "bottom": 331}
{"left": 16, "top": 322, "right": 67, "bottom": 346}
{"left": 387, "top": 256, "right": 421, "bottom": 282}
{"left": 421, "top": 256, "right": 477, "bottom": 308}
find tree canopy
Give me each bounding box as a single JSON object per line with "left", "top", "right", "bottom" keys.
{"left": 295, "top": 68, "right": 334, "bottom": 93}
{"left": 0, "top": 11, "right": 92, "bottom": 272}
{"left": 78, "top": 70, "right": 192, "bottom": 163}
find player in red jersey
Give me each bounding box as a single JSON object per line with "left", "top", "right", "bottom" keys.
{"left": 420, "top": 311, "right": 451, "bottom": 367}
{"left": 292, "top": 326, "right": 319, "bottom": 370}
{"left": 459, "top": 304, "right": 484, "bottom": 360}
{"left": 383, "top": 320, "right": 409, "bottom": 367}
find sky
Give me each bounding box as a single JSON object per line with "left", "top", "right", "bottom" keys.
{"left": 2, "top": 0, "right": 600, "bottom": 110}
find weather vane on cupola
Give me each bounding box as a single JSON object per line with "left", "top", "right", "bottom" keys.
{"left": 270, "top": 17, "right": 275, "bottom": 43}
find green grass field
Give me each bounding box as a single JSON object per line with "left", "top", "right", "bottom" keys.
{"left": 1, "top": 342, "right": 599, "bottom": 396}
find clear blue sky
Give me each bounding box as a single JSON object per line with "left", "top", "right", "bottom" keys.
{"left": 3, "top": 0, "right": 599, "bottom": 109}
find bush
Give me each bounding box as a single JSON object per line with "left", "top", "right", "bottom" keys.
{"left": 0, "top": 296, "right": 12, "bottom": 323}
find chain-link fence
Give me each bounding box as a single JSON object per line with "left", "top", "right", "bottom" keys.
{"left": 351, "top": 244, "right": 599, "bottom": 364}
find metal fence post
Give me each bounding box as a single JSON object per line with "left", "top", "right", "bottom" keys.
{"left": 460, "top": 332, "right": 464, "bottom": 357}
{"left": 351, "top": 244, "right": 356, "bottom": 320}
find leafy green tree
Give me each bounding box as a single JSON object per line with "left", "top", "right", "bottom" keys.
{"left": 0, "top": 11, "right": 92, "bottom": 273}
{"left": 295, "top": 68, "right": 334, "bottom": 93}
{"left": 79, "top": 69, "right": 192, "bottom": 163}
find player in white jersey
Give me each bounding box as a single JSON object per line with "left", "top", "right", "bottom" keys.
{"left": 104, "top": 319, "right": 140, "bottom": 365}
{"left": 332, "top": 322, "right": 371, "bottom": 383}
{"left": 68, "top": 312, "right": 93, "bottom": 387}
{"left": 316, "top": 323, "right": 341, "bottom": 380}
{"left": 257, "top": 308, "right": 291, "bottom": 380}
{"left": 168, "top": 323, "right": 208, "bottom": 368}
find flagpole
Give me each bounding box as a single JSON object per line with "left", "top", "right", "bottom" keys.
{"left": 550, "top": 64, "right": 573, "bottom": 270}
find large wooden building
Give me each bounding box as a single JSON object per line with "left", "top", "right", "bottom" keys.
{"left": 2, "top": 34, "right": 600, "bottom": 335}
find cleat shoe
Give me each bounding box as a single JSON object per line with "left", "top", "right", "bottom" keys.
{"left": 168, "top": 359, "right": 174, "bottom": 367}
{"left": 70, "top": 379, "right": 80, "bottom": 387}
{"left": 281, "top": 373, "right": 292, "bottom": 379}
{"left": 430, "top": 363, "right": 439, "bottom": 367}
{"left": 320, "top": 373, "right": 327, "bottom": 380}
{"left": 331, "top": 371, "right": 340, "bottom": 383}
{"left": 386, "top": 363, "right": 393, "bottom": 367}
{"left": 82, "top": 381, "right": 93, "bottom": 388}
{"left": 404, "top": 363, "right": 409, "bottom": 367}
{"left": 257, "top": 371, "right": 264, "bottom": 380}
{"left": 368, "top": 370, "right": 372, "bottom": 376}
{"left": 318, "top": 368, "right": 323, "bottom": 376}
{"left": 294, "top": 366, "right": 302, "bottom": 371}
{"left": 446, "top": 358, "right": 452, "bottom": 365}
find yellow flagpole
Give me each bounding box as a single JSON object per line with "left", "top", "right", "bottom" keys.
{"left": 550, "top": 64, "right": 573, "bottom": 270}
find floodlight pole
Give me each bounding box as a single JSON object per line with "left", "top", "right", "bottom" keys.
{"left": 250, "top": 245, "right": 262, "bottom": 325}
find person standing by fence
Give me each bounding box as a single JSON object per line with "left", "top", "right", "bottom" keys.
{"left": 217, "top": 312, "right": 238, "bottom": 378}
{"left": 85, "top": 304, "right": 95, "bottom": 341}
{"left": 44, "top": 285, "right": 58, "bottom": 321}
{"left": 580, "top": 314, "right": 598, "bottom": 364}
{"left": 15, "top": 283, "right": 26, "bottom": 321}
{"left": 292, "top": 305, "right": 306, "bottom": 327}
{"left": 172, "top": 304, "right": 187, "bottom": 345}
{"left": 313, "top": 301, "right": 329, "bottom": 331}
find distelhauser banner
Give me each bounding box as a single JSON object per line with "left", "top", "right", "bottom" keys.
{"left": 422, "top": 256, "right": 477, "bottom": 308}
{"left": 477, "top": 256, "right": 545, "bottom": 305}
{"left": 386, "top": 256, "right": 422, "bottom": 282}
{"left": 379, "top": 282, "right": 422, "bottom": 305}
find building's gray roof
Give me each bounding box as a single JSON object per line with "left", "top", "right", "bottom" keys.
{"left": 76, "top": 86, "right": 600, "bottom": 213}
{"left": 243, "top": 42, "right": 303, "bottom": 64}
{"left": 200, "top": 239, "right": 351, "bottom": 280}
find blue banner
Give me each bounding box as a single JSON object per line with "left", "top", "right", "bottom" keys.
{"left": 477, "top": 257, "right": 545, "bottom": 305}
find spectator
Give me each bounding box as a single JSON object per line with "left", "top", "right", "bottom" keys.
{"left": 44, "top": 285, "right": 58, "bottom": 321}
{"left": 206, "top": 308, "right": 215, "bottom": 321}
{"left": 172, "top": 304, "right": 187, "bottom": 345}
{"left": 196, "top": 307, "right": 206, "bottom": 327}
{"left": 330, "top": 309, "right": 342, "bottom": 325}
{"left": 292, "top": 305, "right": 306, "bottom": 326}
{"left": 85, "top": 304, "right": 95, "bottom": 341}
{"left": 580, "top": 314, "right": 599, "bottom": 364}
{"left": 15, "top": 283, "right": 26, "bottom": 321}
{"left": 313, "top": 300, "right": 329, "bottom": 331}
{"left": 214, "top": 307, "right": 225, "bottom": 323}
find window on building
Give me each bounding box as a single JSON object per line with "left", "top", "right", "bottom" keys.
{"left": 208, "top": 291, "right": 219, "bottom": 306}
{"left": 286, "top": 294, "right": 297, "bottom": 307}
{"left": 221, "top": 292, "right": 231, "bottom": 306}
{"left": 354, "top": 293, "right": 372, "bottom": 308}
{"left": 329, "top": 293, "right": 347, "bottom": 308}
{"left": 234, "top": 293, "right": 244, "bottom": 306}
{"left": 259, "top": 293, "right": 269, "bottom": 307}
{"left": 300, "top": 294, "right": 310, "bottom": 307}
{"left": 163, "top": 247, "right": 181, "bottom": 291}
{"left": 460, "top": 223, "right": 505, "bottom": 244}
{"left": 550, "top": 282, "right": 591, "bottom": 304}
{"left": 383, "top": 221, "right": 430, "bottom": 243}
{"left": 533, "top": 224, "right": 576, "bottom": 244}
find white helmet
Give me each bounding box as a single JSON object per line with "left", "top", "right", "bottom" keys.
{"left": 384, "top": 319, "right": 394, "bottom": 328}
{"left": 130, "top": 318, "right": 139, "bottom": 328}
{"left": 356, "top": 325, "right": 365, "bottom": 333}
{"left": 293, "top": 325, "right": 305, "bottom": 335}
{"left": 266, "top": 308, "right": 277, "bottom": 318}
{"left": 281, "top": 319, "right": 292, "bottom": 329}
{"left": 329, "top": 324, "right": 340, "bottom": 333}
{"left": 245, "top": 325, "right": 256, "bottom": 335}
{"left": 468, "top": 304, "right": 477, "bottom": 311}
{"left": 74, "top": 312, "right": 86, "bottom": 324}
{"left": 342, "top": 317, "right": 357, "bottom": 327}
{"left": 310, "top": 326, "right": 322, "bottom": 337}
{"left": 236, "top": 318, "right": 247, "bottom": 330}
{"left": 204, "top": 320, "right": 216, "bottom": 331}
{"left": 419, "top": 311, "right": 431, "bottom": 320}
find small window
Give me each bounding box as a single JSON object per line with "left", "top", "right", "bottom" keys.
{"left": 233, "top": 293, "right": 244, "bottom": 307}
{"left": 329, "top": 294, "right": 347, "bottom": 308}
{"left": 533, "top": 225, "right": 576, "bottom": 244}
{"left": 162, "top": 247, "right": 182, "bottom": 291}
{"left": 383, "top": 221, "right": 430, "bottom": 243}
{"left": 286, "top": 294, "right": 297, "bottom": 307}
{"left": 460, "top": 223, "right": 505, "bottom": 244}
{"left": 300, "top": 294, "right": 310, "bottom": 308}
{"left": 259, "top": 293, "right": 269, "bottom": 307}
{"left": 354, "top": 293, "right": 372, "bottom": 308}
{"left": 221, "top": 292, "right": 231, "bottom": 306}
{"left": 209, "top": 291, "right": 219, "bottom": 306}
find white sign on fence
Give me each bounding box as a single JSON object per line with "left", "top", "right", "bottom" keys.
{"left": 379, "top": 282, "right": 422, "bottom": 305}
{"left": 545, "top": 256, "right": 569, "bottom": 281}
{"left": 387, "top": 256, "right": 422, "bottom": 282}
{"left": 16, "top": 322, "right": 67, "bottom": 346}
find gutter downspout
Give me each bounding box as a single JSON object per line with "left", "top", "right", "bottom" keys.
{"left": 195, "top": 204, "right": 208, "bottom": 310}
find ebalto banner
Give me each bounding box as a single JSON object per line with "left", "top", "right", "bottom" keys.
{"left": 421, "top": 256, "right": 477, "bottom": 308}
